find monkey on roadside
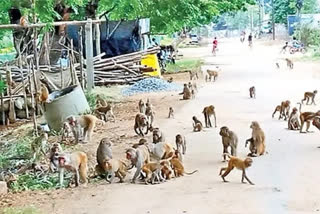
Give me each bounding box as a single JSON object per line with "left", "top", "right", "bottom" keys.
{"left": 61, "top": 122, "right": 72, "bottom": 142}
{"left": 312, "top": 117, "right": 320, "bottom": 130}
{"left": 206, "top": 69, "right": 219, "bottom": 82}
{"left": 31, "top": 132, "right": 48, "bottom": 162}
{"left": 285, "top": 58, "right": 293, "bottom": 69}
{"left": 49, "top": 143, "right": 63, "bottom": 172}
{"left": 299, "top": 110, "right": 320, "bottom": 133}
{"left": 272, "top": 100, "right": 290, "bottom": 120}
{"left": 126, "top": 146, "right": 150, "bottom": 183}
{"left": 175, "top": 134, "right": 186, "bottom": 155}
{"left": 66, "top": 115, "right": 105, "bottom": 144}
{"left": 56, "top": 151, "right": 88, "bottom": 188}
{"left": 219, "top": 154, "right": 254, "bottom": 185}
{"left": 168, "top": 107, "right": 174, "bottom": 118}
{"left": 192, "top": 116, "right": 203, "bottom": 132}
{"left": 152, "top": 128, "right": 165, "bottom": 144}
{"left": 134, "top": 113, "right": 149, "bottom": 137}
{"left": 104, "top": 159, "right": 128, "bottom": 183}
{"left": 219, "top": 126, "right": 238, "bottom": 161}
{"left": 146, "top": 142, "right": 175, "bottom": 160}
{"left": 96, "top": 138, "right": 113, "bottom": 174}
{"left": 189, "top": 70, "right": 199, "bottom": 80}
{"left": 245, "top": 121, "right": 266, "bottom": 157}
{"left": 170, "top": 157, "right": 197, "bottom": 177}
{"left": 145, "top": 100, "right": 155, "bottom": 128}
{"left": 179, "top": 84, "right": 191, "bottom": 100}
{"left": 141, "top": 162, "right": 166, "bottom": 184}
{"left": 202, "top": 105, "right": 217, "bottom": 128}
{"left": 301, "top": 90, "right": 317, "bottom": 105}
{"left": 138, "top": 99, "right": 146, "bottom": 114}
{"left": 288, "top": 107, "right": 300, "bottom": 130}
{"left": 161, "top": 161, "right": 174, "bottom": 180}
{"left": 95, "top": 104, "right": 116, "bottom": 122}
{"left": 249, "top": 86, "right": 256, "bottom": 99}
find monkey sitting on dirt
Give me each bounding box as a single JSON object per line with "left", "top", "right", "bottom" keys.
{"left": 179, "top": 84, "right": 191, "bottom": 100}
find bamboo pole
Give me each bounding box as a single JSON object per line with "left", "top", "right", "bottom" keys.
{"left": 6, "top": 67, "right": 16, "bottom": 123}
{"left": 79, "top": 27, "right": 84, "bottom": 88}
{"left": 29, "top": 61, "right": 38, "bottom": 136}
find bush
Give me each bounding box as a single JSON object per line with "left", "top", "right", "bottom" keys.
{"left": 294, "top": 25, "right": 320, "bottom": 47}
{"left": 165, "top": 59, "right": 203, "bottom": 73}
{"left": 1, "top": 206, "right": 42, "bottom": 214}
{"left": 0, "top": 80, "right": 6, "bottom": 94}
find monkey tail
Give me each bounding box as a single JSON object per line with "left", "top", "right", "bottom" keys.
{"left": 297, "top": 102, "right": 302, "bottom": 113}
{"left": 185, "top": 170, "right": 198, "bottom": 175}
{"left": 79, "top": 153, "right": 88, "bottom": 183}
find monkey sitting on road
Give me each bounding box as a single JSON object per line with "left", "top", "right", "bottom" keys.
{"left": 168, "top": 107, "right": 174, "bottom": 118}
{"left": 138, "top": 99, "right": 146, "bottom": 114}
{"left": 96, "top": 138, "right": 113, "bottom": 176}
{"left": 249, "top": 86, "right": 256, "bottom": 98}
{"left": 202, "top": 105, "right": 217, "bottom": 128}
{"left": 134, "top": 113, "right": 150, "bottom": 137}
{"left": 219, "top": 126, "right": 238, "bottom": 161}
{"left": 245, "top": 121, "right": 266, "bottom": 157}
{"left": 288, "top": 107, "right": 300, "bottom": 130}
{"left": 126, "top": 146, "right": 150, "bottom": 183}
{"left": 55, "top": 151, "right": 88, "bottom": 188}
{"left": 104, "top": 159, "right": 128, "bottom": 183}
{"left": 175, "top": 134, "right": 186, "bottom": 155}
{"left": 179, "top": 84, "right": 191, "bottom": 100}
{"left": 141, "top": 162, "right": 166, "bottom": 185}
{"left": 192, "top": 116, "right": 203, "bottom": 132}
{"left": 301, "top": 90, "right": 317, "bottom": 105}
{"left": 152, "top": 128, "right": 165, "bottom": 144}
{"left": 219, "top": 154, "right": 254, "bottom": 185}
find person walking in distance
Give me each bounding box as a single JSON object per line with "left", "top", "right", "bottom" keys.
{"left": 248, "top": 33, "right": 253, "bottom": 48}
{"left": 212, "top": 37, "right": 218, "bottom": 56}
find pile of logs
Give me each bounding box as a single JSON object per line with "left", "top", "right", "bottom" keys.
{"left": 76, "top": 47, "right": 160, "bottom": 85}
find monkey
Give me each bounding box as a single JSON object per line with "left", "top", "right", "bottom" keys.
{"left": 49, "top": 143, "right": 63, "bottom": 172}
{"left": 161, "top": 161, "right": 174, "bottom": 180}
{"left": 175, "top": 134, "right": 186, "bottom": 155}
{"left": 95, "top": 104, "right": 116, "bottom": 122}
{"left": 167, "top": 77, "right": 173, "bottom": 83}
{"left": 168, "top": 107, "right": 174, "bottom": 118}
{"left": 66, "top": 115, "right": 105, "bottom": 144}
{"left": 188, "top": 82, "right": 193, "bottom": 90}
{"left": 300, "top": 111, "right": 320, "bottom": 133}
{"left": 272, "top": 100, "right": 290, "bottom": 120}
{"left": 179, "top": 84, "right": 191, "bottom": 100}
{"left": 61, "top": 122, "right": 72, "bottom": 142}
{"left": 206, "top": 69, "right": 219, "bottom": 82}
{"left": 103, "top": 159, "right": 128, "bottom": 183}
{"left": 134, "top": 113, "right": 149, "bottom": 137}
{"left": 275, "top": 62, "right": 280, "bottom": 69}
{"left": 312, "top": 117, "right": 320, "bottom": 130}
{"left": 219, "top": 126, "right": 238, "bottom": 161}
{"left": 19, "top": 15, "right": 28, "bottom": 27}
{"left": 132, "top": 138, "right": 147, "bottom": 149}
{"left": 138, "top": 99, "right": 146, "bottom": 114}
{"left": 141, "top": 162, "right": 166, "bottom": 184}
{"left": 146, "top": 142, "right": 175, "bottom": 160}
{"left": 145, "top": 100, "right": 155, "bottom": 128}
{"left": 96, "top": 95, "right": 108, "bottom": 107}
{"left": 31, "top": 132, "right": 48, "bottom": 162}
{"left": 249, "top": 86, "right": 256, "bottom": 99}
{"left": 285, "top": 58, "right": 293, "bottom": 69}
{"left": 202, "top": 105, "right": 217, "bottom": 128}
{"left": 191, "top": 88, "right": 195, "bottom": 99}
{"left": 126, "top": 146, "right": 150, "bottom": 183}
{"left": 56, "top": 151, "right": 88, "bottom": 188}
{"left": 96, "top": 138, "right": 113, "bottom": 173}
{"left": 192, "top": 116, "right": 203, "bottom": 132}
{"left": 219, "top": 154, "right": 254, "bottom": 185}
{"left": 170, "top": 157, "right": 197, "bottom": 177}
{"left": 173, "top": 149, "right": 183, "bottom": 162}
{"left": 288, "top": 107, "right": 300, "bottom": 130}
{"left": 37, "top": 84, "right": 49, "bottom": 111}
{"left": 152, "top": 128, "right": 165, "bottom": 144}
{"left": 246, "top": 121, "right": 266, "bottom": 157}
{"left": 189, "top": 70, "right": 199, "bottom": 80}
{"left": 301, "top": 90, "right": 317, "bottom": 105}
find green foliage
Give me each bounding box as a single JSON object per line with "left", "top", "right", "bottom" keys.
{"left": 1, "top": 206, "right": 42, "bottom": 214}
{"left": 84, "top": 90, "right": 97, "bottom": 111}
{"left": 294, "top": 24, "right": 320, "bottom": 47}
{"left": 166, "top": 58, "right": 203, "bottom": 73}
{"left": 0, "top": 79, "right": 7, "bottom": 94}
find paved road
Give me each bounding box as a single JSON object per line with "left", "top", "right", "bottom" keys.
{"left": 51, "top": 39, "right": 320, "bottom": 214}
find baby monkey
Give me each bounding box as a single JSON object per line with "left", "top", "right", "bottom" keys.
{"left": 192, "top": 116, "right": 203, "bottom": 132}
{"left": 219, "top": 154, "right": 254, "bottom": 185}
{"left": 168, "top": 107, "right": 174, "bottom": 118}
{"left": 249, "top": 86, "right": 256, "bottom": 99}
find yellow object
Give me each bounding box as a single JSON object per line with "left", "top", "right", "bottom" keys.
{"left": 141, "top": 54, "right": 161, "bottom": 77}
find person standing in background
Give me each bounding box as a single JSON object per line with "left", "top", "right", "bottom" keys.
{"left": 212, "top": 37, "right": 218, "bottom": 56}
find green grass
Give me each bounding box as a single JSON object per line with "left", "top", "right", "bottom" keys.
{"left": 1, "top": 206, "right": 42, "bottom": 214}
{"left": 165, "top": 59, "right": 204, "bottom": 73}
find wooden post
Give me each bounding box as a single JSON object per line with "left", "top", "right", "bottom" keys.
{"left": 95, "top": 19, "right": 101, "bottom": 55}
{"left": 60, "top": 60, "right": 64, "bottom": 89}
{"left": 45, "top": 32, "right": 51, "bottom": 67}
{"left": 0, "top": 75, "right": 5, "bottom": 125}
{"left": 85, "top": 19, "right": 94, "bottom": 91}
{"left": 70, "top": 39, "right": 79, "bottom": 85}
{"left": 79, "top": 27, "right": 84, "bottom": 88}
{"left": 29, "top": 61, "right": 38, "bottom": 136}
{"left": 6, "top": 67, "right": 16, "bottom": 123}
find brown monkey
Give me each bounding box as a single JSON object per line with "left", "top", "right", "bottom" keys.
{"left": 132, "top": 138, "right": 147, "bottom": 149}
{"left": 96, "top": 95, "right": 108, "bottom": 107}
{"left": 300, "top": 111, "right": 320, "bottom": 133}
{"left": 219, "top": 126, "right": 238, "bottom": 161}
{"left": 126, "top": 146, "right": 150, "bottom": 183}
{"left": 141, "top": 162, "right": 165, "bottom": 184}
{"left": 189, "top": 70, "right": 199, "bottom": 80}
{"left": 138, "top": 99, "right": 146, "bottom": 114}
{"left": 49, "top": 143, "right": 63, "bottom": 172}
{"left": 96, "top": 138, "right": 113, "bottom": 171}
{"left": 61, "top": 122, "right": 72, "bottom": 141}
{"left": 179, "top": 84, "right": 191, "bottom": 100}
{"left": 285, "top": 58, "right": 293, "bottom": 69}
{"left": 202, "top": 105, "right": 217, "bottom": 128}
{"left": 249, "top": 86, "right": 256, "bottom": 98}
{"left": 170, "top": 157, "right": 197, "bottom": 177}
{"left": 57, "top": 151, "right": 88, "bottom": 187}
{"left": 134, "top": 113, "right": 149, "bottom": 137}
{"left": 219, "top": 154, "right": 254, "bottom": 185}
{"left": 19, "top": 16, "right": 28, "bottom": 27}
{"left": 288, "top": 107, "right": 300, "bottom": 130}
{"left": 147, "top": 142, "right": 175, "bottom": 160}
{"left": 95, "top": 104, "right": 115, "bottom": 122}
{"left": 168, "top": 107, "right": 174, "bottom": 118}
{"left": 272, "top": 100, "right": 290, "bottom": 120}
{"left": 31, "top": 132, "right": 48, "bottom": 162}
{"left": 246, "top": 121, "right": 266, "bottom": 156}
{"left": 66, "top": 115, "right": 105, "bottom": 144}
{"left": 152, "top": 128, "right": 165, "bottom": 144}
{"left": 191, "top": 88, "right": 195, "bottom": 99}
{"left": 145, "top": 100, "right": 155, "bottom": 128}
{"left": 38, "top": 84, "right": 49, "bottom": 103}
{"left": 175, "top": 134, "right": 186, "bottom": 155}
{"left": 312, "top": 117, "right": 320, "bottom": 130}
{"left": 161, "top": 162, "right": 174, "bottom": 180}
{"left": 192, "top": 116, "right": 203, "bottom": 132}
{"left": 301, "top": 90, "right": 317, "bottom": 105}
{"left": 206, "top": 69, "right": 219, "bottom": 82}
{"left": 104, "top": 159, "right": 127, "bottom": 183}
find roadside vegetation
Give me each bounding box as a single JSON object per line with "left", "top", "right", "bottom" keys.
{"left": 166, "top": 59, "right": 204, "bottom": 74}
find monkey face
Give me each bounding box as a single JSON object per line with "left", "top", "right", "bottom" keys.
{"left": 244, "top": 158, "right": 253, "bottom": 167}
{"left": 312, "top": 118, "right": 320, "bottom": 130}
{"left": 100, "top": 138, "right": 112, "bottom": 147}
{"left": 219, "top": 127, "right": 229, "bottom": 137}
{"left": 250, "top": 121, "right": 259, "bottom": 129}
{"left": 58, "top": 156, "right": 65, "bottom": 166}
{"left": 314, "top": 90, "right": 318, "bottom": 94}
